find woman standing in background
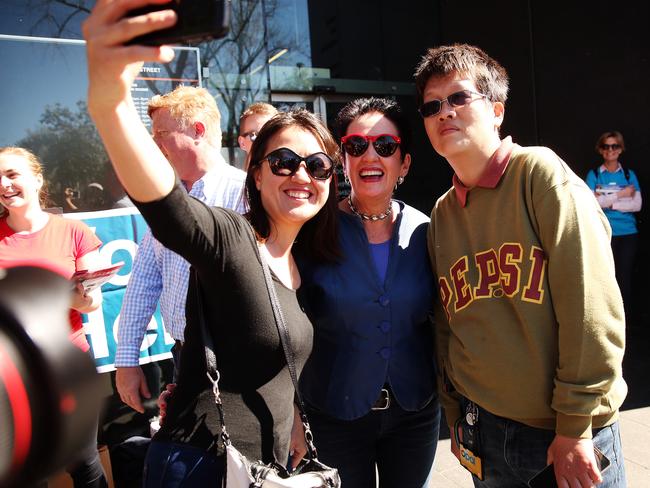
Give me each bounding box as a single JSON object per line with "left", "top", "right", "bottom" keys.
{"left": 586, "top": 131, "right": 642, "bottom": 315}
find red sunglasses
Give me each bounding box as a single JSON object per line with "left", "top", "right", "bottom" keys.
{"left": 341, "top": 134, "right": 402, "bottom": 158}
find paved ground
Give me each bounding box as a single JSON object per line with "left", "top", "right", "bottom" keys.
{"left": 429, "top": 315, "right": 650, "bottom": 487}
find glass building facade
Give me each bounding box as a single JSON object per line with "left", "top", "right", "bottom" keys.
{"left": 0, "top": 0, "right": 351, "bottom": 211}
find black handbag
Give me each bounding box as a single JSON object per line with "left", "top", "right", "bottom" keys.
{"left": 194, "top": 245, "right": 340, "bottom": 488}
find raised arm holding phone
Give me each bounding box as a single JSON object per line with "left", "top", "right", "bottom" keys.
{"left": 83, "top": 2, "right": 341, "bottom": 486}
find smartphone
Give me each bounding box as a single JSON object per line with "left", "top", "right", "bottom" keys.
{"left": 125, "top": 0, "right": 230, "bottom": 46}
{"left": 528, "top": 448, "right": 611, "bottom": 488}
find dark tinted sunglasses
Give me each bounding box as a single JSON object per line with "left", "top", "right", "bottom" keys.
{"left": 262, "top": 147, "right": 334, "bottom": 180}
{"left": 418, "top": 89, "right": 488, "bottom": 118}
{"left": 340, "top": 134, "right": 402, "bottom": 158}
{"left": 600, "top": 143, "right": 622, "bottom": 151}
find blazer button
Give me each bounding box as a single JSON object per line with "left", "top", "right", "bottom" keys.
{"left": 379, "top": 347, "right": 391, "bottom": 359}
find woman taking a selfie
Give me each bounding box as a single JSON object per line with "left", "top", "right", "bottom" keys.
{"left": 298, "top": 98, "right": 439, "bottom": 488}
{"left": 83, "top": 2, "right": 340, "bottom": 486}
{"left": 0, "top": 146, "right": 106, "bottom": 487}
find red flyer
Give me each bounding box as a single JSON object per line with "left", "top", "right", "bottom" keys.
{"left": 71, "top": 262, "right": 125, "bottom": 292}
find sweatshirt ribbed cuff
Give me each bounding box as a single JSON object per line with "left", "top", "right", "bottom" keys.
{"left": 555, "top": 413, "right": 593, "bottom": 439}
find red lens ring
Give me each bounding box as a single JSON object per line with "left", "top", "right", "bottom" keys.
{"left": 0, "top": 342, "right": 32, "bottom": 474}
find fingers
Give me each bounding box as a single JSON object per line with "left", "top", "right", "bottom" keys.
{"left": 556, "top": 472, "right": 597, "bottom": 488}
{"left": 116, "top": 367, "right": 146, "bottom": 413}
{"left": 84, "top": 0, "right": 176, "bottom": 36}
{"left": 158, "top": 390, "right": 171, "bottom": 409}
{"left": 118, "top": 386, "right": 144, "bottom": 413}
{"left": 579, "top": 470, "right": 598, "bottom": 487}
{"left": 140, "top": 376, "right": 152, "bottom": 399}
{"left": 548, "top": 436, "right": 602, "bottom": 488}
{"left": 157, "top": 383, "right": 176, "bottom": 425}
{"left": 95, "top": 10, "right": 176, "bottom": 50}
{"left": 83, "top": 0, "right": 177, "bottom": 64}
{"left": 290, "top": 445, "right": 307, "bottom": 469}
{"left": 129, "top": 394, "right": 145, "bottom": 414}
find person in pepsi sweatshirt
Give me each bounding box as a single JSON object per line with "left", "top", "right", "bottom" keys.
{"left": 415, "top": 44, "right": 627, "bottom": 488}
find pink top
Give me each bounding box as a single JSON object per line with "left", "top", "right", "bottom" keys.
{"left": 0, "top": 214, "right": 102, "bottom": 350}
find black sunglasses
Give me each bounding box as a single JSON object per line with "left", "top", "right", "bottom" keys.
{"left": 340, "top": 134, "right": 402, "bottom": 158}
{"left": 418, "top": 89, "right": 488, "bottom": 118}
{"left": 600, "top": 143, "right": 622, "bottom": 151}
{"left": 262, "top": 147, "right": 334, "bottom": 180}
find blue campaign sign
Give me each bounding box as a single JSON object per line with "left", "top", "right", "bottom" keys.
{"left": 65, "top": 208, "right": 174, "bottom": 372}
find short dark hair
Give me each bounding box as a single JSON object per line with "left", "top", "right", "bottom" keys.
{"left": 335, "top": 97, "right": 411, "bottom": 158}
{"left": 414, "top": 44, "right": 509, "bottom": 107}
{"left": 245, "top": 109, "right": 341, "bottom": 262}
{"left": 596, "top": 131, "right": 625, "bottom": 153}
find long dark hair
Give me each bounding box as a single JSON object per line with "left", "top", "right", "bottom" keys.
{"left": 245, "top": 109, "right": 341, "bottom": 263}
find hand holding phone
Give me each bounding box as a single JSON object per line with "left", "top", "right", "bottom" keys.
{"left": 528, "top": 447, "right": 611, "bottom": 488}
{"left": 125, "top": 0, "right": 230, "bottom": 46}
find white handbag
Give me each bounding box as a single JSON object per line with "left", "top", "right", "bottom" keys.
{"left": 224, "top": 443, "right": 339, "bottom": 488}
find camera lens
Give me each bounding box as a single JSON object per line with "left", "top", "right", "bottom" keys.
{"left": 0, "top": 266, "right": 104, "bottom": 487}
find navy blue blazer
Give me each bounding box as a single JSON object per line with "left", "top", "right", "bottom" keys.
{"left": 298, "top": 202, "right": 437, "bottom": 420}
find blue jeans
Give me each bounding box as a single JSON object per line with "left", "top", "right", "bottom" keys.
{"left": 306, "top": 396, "right": 440, "bottom": 488}
{"left": 143, "top": 441, "right": 224, "bottom": 487}
{"left": 464, "top": 402, "right": 626, "bottom": 488}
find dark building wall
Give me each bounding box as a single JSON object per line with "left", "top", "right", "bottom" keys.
{"left": 438, "top": 0, "right": 650, "bottom": 314}
{"left": 309, "top": 0, "right": 649, "bottom": 311}
{"left": 308, "top": 0, "right": 450, "bottom": 212}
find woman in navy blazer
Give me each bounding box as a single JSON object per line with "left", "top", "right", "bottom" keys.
{"left": 298, "top": 98, "right": 440, "bottom": 488}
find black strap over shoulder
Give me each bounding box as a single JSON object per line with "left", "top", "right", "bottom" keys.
{"left": 192, "top": 242, "right": 319, "bottom": 459}
{"left": 592, "top": 166, "right": 631, "bottom": 184}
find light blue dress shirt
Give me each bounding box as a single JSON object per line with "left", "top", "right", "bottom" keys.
{"left": 115, "top": 157, "right": 246, "bottom": 367}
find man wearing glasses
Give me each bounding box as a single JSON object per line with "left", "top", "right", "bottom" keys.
{"left": 415, "top": 44, "right": 626, "bottom": 487}
{"left": 237, "top": 102, "right": 278, "bottom": 166}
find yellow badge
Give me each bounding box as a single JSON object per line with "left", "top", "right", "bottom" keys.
{"left": 459, "top": 444, "right": 483, "bottom": 480}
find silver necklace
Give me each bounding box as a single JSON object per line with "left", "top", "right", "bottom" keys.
{"left": 347, "top": 195, "right": 392, "bottom": 221}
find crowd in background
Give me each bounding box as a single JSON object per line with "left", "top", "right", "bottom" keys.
{"left": 0, "top": 3, "right": 641, "bottom": 487}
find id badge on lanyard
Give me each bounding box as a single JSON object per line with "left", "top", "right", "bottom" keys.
{"left": 454, "top": 401, "right": 484, "bottom": 480}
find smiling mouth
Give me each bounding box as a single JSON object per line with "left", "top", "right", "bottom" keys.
{"left": 1, "top": 191, "right": 19, "bottom": 199}
{"left": 359, "top": 169, "right": 384, "bottom": 179}
{"left": 285, "top": 190, "right": 312, "bottom": 199}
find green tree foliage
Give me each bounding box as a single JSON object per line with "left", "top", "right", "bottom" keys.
{"left": 17, "top": 100, "right": 108, "bottom": 210}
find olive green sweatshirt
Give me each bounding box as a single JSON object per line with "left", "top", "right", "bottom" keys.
{"left": 428, "top": 138, "right": 627, "bottom": 439}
